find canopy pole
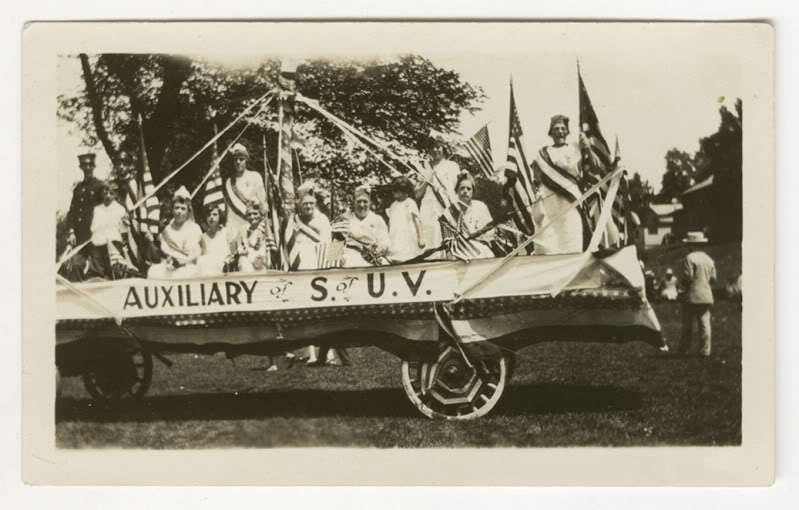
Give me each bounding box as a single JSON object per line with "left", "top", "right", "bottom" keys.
{"left": 277, "top": 61, "right": 298, "bottom": 214}
{"left": 190, "top": 95, "right": 274, "bottom": 199}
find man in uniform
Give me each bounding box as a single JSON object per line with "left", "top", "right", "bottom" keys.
{"left": 60, "top": 152, "right": 104, "bottom": 281}
{"left": 66, "top": 152, "right": 104, "bottom": 247}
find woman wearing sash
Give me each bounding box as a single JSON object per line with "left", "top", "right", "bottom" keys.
{"left": 224, "top": 143, "right": 267, "bottom": 234}
{"left": 439, "top": 172, "right": 495, "bottom": 261}
{"left": 284, "top": 185, "right": 332, "bottom": 271}
{"left": 531, "top": 115, "right": 591, "bottom": 255}
{"left": 147, "top": 187, "right": 203, "bottom": 279}
{"left": 284, "top": 185, "right": 335, "bottom": 365}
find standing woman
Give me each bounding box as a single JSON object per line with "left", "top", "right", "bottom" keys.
{"left": 224, "top": 143, "right": 267, "bottom": 234}
{"left": 147, "top": 187, "right": 203, "bottom": 279}
{"left": 197, "top": 204, "right": 235, "bottom": 276}
{"left": 416, "top": 136, "right": 460, "bottom": 252}
{"left": 531, "top": 115, "right": 596, "bottom": 255}
{"left": 440, "top": 172, "right": 495, "bottom": 260}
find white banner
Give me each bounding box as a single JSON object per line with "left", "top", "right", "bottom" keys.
{"left": 57, "top": 247, "right": 647, "bottom": 322}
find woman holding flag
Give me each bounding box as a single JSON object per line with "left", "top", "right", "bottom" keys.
{"left": 416, "top": 134, "right": 460, "bottom": 251}
{"left": 439, "top": 171, "right": 495, "bottom": 261}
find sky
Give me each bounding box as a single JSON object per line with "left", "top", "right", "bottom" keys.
{"left": 57, "top": 46, "right": 740, "bottom": 213}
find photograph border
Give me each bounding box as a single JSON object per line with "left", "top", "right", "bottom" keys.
{"left": 22, "top": 20, "right": 774, "bottom": 486}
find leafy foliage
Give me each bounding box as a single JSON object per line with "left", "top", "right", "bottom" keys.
{"left": 658, "top": 148, "right": 696, "bottom": 201}
{"left": 626, "top": 172, "right": 655, "bottom": 219}
{"left": 58, "top": 54, "right": 485, "bottom": 211}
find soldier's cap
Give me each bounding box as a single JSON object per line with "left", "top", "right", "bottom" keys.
{"left": 230, "top": 143, "right": 250, "bottom": 159}
{"left": 77, "top": 152, "right": 96, "bottom": 165}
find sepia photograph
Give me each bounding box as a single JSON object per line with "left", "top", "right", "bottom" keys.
{"left": 21, "top": 21, "right": 774, "bottom": 485}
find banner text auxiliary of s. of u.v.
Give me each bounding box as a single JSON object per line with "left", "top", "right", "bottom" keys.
{"left": 57, "top": 261, "right": 460, "bottom": 321}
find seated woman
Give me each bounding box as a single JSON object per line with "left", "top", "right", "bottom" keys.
{"left": 197, "top": 204, "right": 235, "bottom": 276}
{"left": 235, "top": 204, "right": 277, "bottom": 273}
{"left": 439, "top": 171, "right": 495, "bottom": 260}
{"left": 333, "top": 185, "right": 390, "bottom": 267}
{"left": 147, "top": 187, "right": 203, "bottom": 279}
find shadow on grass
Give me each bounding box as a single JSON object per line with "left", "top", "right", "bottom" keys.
{"left": 56, "top": 383, "right": 642, "bottom": 423}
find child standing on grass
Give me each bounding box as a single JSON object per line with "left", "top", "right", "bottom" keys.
{"left": 386, "top": 176, "right": 424, "bottom": 263}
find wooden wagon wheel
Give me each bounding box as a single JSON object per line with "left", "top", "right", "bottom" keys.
{"left": 82, "top": 342, "right": 153, "bottom": 402}
{"left": 401, "top": 343, "right": 508, "bottom": 420}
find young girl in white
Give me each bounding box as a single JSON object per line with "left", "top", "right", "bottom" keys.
{"left": 386, "top": 176, "right": 424, "bottom": 263}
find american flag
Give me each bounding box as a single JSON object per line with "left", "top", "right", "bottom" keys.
{"left": 505, "top": 81, "right": 537, "bottom": 238}
{"left": 462, "top": 124, "right": 494, "bottom": 179}
{"left": 578, "top": 70, "right": 627, "bottom": 246}
{"left": 438, "top": 202, "right": 484, "bottom": 261}
{"left": 315, "top": 241, "right": 344, "bottom": 269}
{"left": 611, "top": 137, "right": 630, "bottom": 242}
{"left": 203, "top": 124, "right": 227, "bottom": 214}
{"left": 136, "top": 115, "right": 161, "bottom": 235}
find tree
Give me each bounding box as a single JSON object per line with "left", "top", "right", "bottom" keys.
{"left": 695, "top": 99, "right": 742, "bottom": 241}
{"left": 658, "top": 148, "right": 696, "bottom": 201}
{"left": 626, "top": 172, "right": 654, "bottom": 219}
{"left": 58, "top": 54, "right": 485, "bottom": 208}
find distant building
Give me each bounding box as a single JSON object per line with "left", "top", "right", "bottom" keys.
{"left": 642, "top": 201, "right": 683, "bottom": 246}
{"left": 674, "top": 175, "right": 714, "bottom": 241}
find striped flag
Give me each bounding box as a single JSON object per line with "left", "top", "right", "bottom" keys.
{"left": 438, "top": 201, "right": 484, "bottom": 262}
{"left": 203, "top": 123, "right": 227, "bottom": 214}
{"left": 578, "top": 69, "right": 624, "bottom": 248}
{"left": 462, "top": 124, "right": 494, "bottom": 179}
{"left": 504, "top": 81, "right": 537, "bottom": 238}
{"left": 611, "top": 136, "right": 630, "bottom": 243}
{"left": 137, "top": 114, "right": 161, "bottom": 235}
{"left": 314, "top": 241, "right": 344, "bottom": 269}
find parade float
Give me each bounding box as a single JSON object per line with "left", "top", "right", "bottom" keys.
{"left": 55, "top": 65, "right": 664, "bottom": 420}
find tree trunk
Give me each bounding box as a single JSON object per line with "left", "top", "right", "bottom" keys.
{"left": 78, "top": 54, "right": 119, "bottom": 167}
{"left": 143, "top": 55, "right": 193, "bottom": 182}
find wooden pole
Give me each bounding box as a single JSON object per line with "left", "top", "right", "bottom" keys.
{"left": 277, "top": 60, "right": 298, "bottom": 214}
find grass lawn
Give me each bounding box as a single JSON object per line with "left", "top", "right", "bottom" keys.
{"left": 55, "top": 245, "right": 742, "bottom": 448}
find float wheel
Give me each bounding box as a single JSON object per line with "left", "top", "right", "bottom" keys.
{"left": 82, "top": 342, "right": 153, "bottom": 402}
{"left": 401, "top": 343, "right": 507, "bottom": 420}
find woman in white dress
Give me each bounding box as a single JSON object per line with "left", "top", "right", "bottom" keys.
{"left": 386, "top": 176, "right": 424, "bottom": 263}
{"left": 197, "top": 204, "right": 235, "bottom": 276}
{"left": 147, "top": 187, "right": 203, "bottom": 279}
{"left": 416, "top": 138, "right": 460, "bottom": 251}
{"left": 224, "top": 143, "right": 267, "bottom": 234}
{"left": 532, "top": 115, "right": 589, "bottom": 255}
{"left": 440, "top": 172, "right": 495, "bottom": 260}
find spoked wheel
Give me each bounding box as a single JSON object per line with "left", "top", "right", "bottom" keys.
{"left": 82, "top": 342, "right": 153, "bottom": 403}
{"left": 401, "top": 343, "right": 507, "bottom": 420}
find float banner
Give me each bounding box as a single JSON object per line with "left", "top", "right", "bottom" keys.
{"left": 57, "top": 247, "right": 646, "bottom": 322}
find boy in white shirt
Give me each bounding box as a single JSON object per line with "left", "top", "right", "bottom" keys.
{"left": 87, "top": 182, "right": 134, "bottom": 279}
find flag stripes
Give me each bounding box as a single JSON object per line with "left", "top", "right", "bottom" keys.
{"left": 462, "top": 125, "right": 494, "bottom": 179}
{"left": 505, "top": 82, "right": 537, "bottom": 238}
{"left": 578, "top": 68, "right": 627, "bottom": 248}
